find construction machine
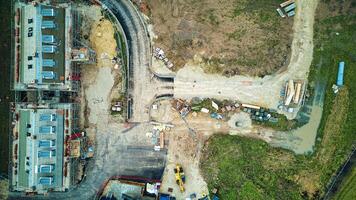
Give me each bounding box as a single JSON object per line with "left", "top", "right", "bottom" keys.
{"left": 174, "top": 164, "right": 185, "bottom": 192}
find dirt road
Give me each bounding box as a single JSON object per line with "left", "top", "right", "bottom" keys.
{"left": 159, "top": 111, "right": 228, "bottom": 199}
{"left": 174, "top": 0, "right": 319, "bottom": 119}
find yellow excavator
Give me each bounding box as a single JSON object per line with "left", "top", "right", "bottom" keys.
{"left": 174, "top": 164, "right": 186, "bottom": 192}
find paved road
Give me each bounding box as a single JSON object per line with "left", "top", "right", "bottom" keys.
{"left": 9, "top": 123, "right": 166, "bottom": 200}
{"left": 102, "top": 0, "right": 156, "bottom": 122}
{"left": 9, "top": 1, "right": 167, "bottom": 199}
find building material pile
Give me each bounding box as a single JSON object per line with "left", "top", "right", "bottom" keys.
{"left": 154, "top": 47, "right": 174, "bottom": 69}
{"left": 284, "top": 80, "right": 304, "bottom": 106}
{"left": 70, "top": 140, "right": 81, "bottom": 158}
{"left": 241, "top": 104, "right": 275, "bottom": 122}
{"left": 276, "top": 0, "right": 296, "bottom": 18}
{"left": 111, "top": 101, "right": 122, "bottom": 112}
{"left": 172, "top": 99, "right": 191, "bottom": 117}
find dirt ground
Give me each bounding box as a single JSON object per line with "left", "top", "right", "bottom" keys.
{"left": 137, "top": 0, "right": 293, "bottom": 77}
{"left": 159, "top": 109, "right": 230, "bottom": 199}
{"left": 90, "top": 19, "right": 118, "bottom": 67}
{"left": 73, "top": 0, "right": 319, "bottom": 198}
{"left": 154, "top": 99, "right": 272, "bottom": 198}
{"left": 156, "top": 101, "right": 281, "bottom": 198}
{"left": 174, "top": 0, "right": 319, "bottom": 120}
{"left": 78, "top": 5, "right": 123, "bottom": 135}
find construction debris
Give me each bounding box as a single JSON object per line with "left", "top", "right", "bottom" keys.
{"left": 154, "top": 47, "right": 174, "bottom": 69}
{"left": 111, "top": 101, "right": 122, "bottom": 112}
{"left": 200, "top": 108, "right": 209, "bottom": 114}
{"left": 69, "top": 140, "right": 81, "bottom": 158}
{"left": 210, "top": 113, "right": 223, "bottom": 120}
{"left": 241, "top": 105, "right": 274, "bottom": 122}
{"left": 332, "top": 84, "right": 339, "bottom": 94}
{"left": 172, "top": 99, "right": 191, "bottom": 117}
{"left": 211, "top": 101, "right": 219, "bottom": 110}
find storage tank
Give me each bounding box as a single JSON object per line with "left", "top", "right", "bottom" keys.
{"left": 337, "top": 61, "right": 345, "bottom": 86}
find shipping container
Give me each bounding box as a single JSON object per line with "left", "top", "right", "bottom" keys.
{"left": 337, "top": 61, "right": 345, "bottom": 86}
{"left": 284, "top": 3, "right": 296, "bottom": 13}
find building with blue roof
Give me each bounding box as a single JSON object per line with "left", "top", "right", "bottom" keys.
{"left": 42, "top": 20, "right": 56, "bottom": 29}
{"left": 42, "top": 35, "right": 55, "bottom": 43}
{"left": 41, "top": 8, "right": 55, "bottom": 17}
{"left": 13, "top": 2, "right": 81, "bottom": 91}
{"left": 42, "top": 59, "right": 56, "bottom": 67}
{"left": 11, "top": 1, "right": 90, "bottom": 195}
{"left": 337, "top": 61, "right": 345, "bottom": 86}
{"left": 11, "top": 103, "right": 79, "bottom": 193}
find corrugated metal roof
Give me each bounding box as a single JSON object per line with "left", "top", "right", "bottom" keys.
{"left": 337, "top": 61, "right": 345, "bottom": 86}
{"left": 39, "top": 177, "right": 54, "bottom": 185}
{"left": 42, "top": 35, "right": 55, "bottom": 43}
{"left": 41, "top": 8, "right": 55, "bottom": 17}
{"left": 284, "top": 3, "right": 296, "bottom": 13}
{"left": 42, "top": 45, "right": 56, "bottom": 53}
{"left": 42, "top": 20, "right": 56, "bottom": 29}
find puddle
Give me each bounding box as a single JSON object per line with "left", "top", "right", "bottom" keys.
{"left": 271, "top": 81, "right": 326, "bottom": 154}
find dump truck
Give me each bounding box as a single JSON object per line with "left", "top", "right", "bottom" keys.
{"left": 174, "top": 164, "right": 186, "bottom": 192}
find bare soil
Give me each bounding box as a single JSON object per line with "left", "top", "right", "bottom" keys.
{"left": 140, "top": 0, "right": 294, "bottom": 77}
{"left": 174, "top": 0, "right": 318, "bottom": 120}
{"left": 78, "top": 5, "right": 123, "bottom": 130}
{"left": 160, "top": 110, "right": 228, "bottom": 199}
{"left": 90, "top": 19, "right": 118, "bottom": 67}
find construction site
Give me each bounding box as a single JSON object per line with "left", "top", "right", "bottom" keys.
{"left": 134, "top": 0, "right": 295, "bottom": 77}
{"left": 10, "top": 0, "right": 96, "bottom": 195}
{"left": 6, "top": 0, "right": 346, "bottom": 199}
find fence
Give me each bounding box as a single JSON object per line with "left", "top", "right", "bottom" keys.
{"left": 322, "top": 144, "right": 356, "bottom": 200}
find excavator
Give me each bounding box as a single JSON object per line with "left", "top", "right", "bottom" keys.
{"left": 174, "top": 164, "right": 185, "bottom": 192}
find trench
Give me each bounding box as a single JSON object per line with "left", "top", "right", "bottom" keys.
{"left": 0, "top": 0, "right": 13, "bottom": 176}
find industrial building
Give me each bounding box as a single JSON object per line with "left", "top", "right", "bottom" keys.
{"left": 13, "top": 2, "right": 94, "bottom": 91}
{"left": 98, "top": 176, "right": 161, "bottom": 200}
{"left": 11, "top": 103, "right": 80, "bottom": 193}
{"left": 10, "top": 1, "right": 96, "bottom": 195}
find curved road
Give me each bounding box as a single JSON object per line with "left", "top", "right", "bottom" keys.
{"left": 102, "top": 0, "right": 174, "bottom": 122}
{"left": 102, "top": 0, "right": 153, "bottom": 122}
{"left": 9, "top": 1, "right": 167, "bottom": 199}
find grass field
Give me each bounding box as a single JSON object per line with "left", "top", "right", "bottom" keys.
{"left": 201, "top": 135, "right": 302, "bottom": 199}
{"left": 332, "top": 167, "right": 356, "bottom": 200}
{"left": 200, "top": 1, "right": 356, "bottom": 199}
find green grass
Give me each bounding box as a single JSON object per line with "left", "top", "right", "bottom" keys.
{"left": 207, "top": 9, "right": 219, "bottom": 26}
{"left": 232, "top": 0, "right": 281, "bottom": 25}
{"left": 103, "top": 10, "right": 128, "bottom": 94}
{"left": 333, "top": 167, "right": 356, "bottom": 200}
{"left": 191, "top": 98, "right": 218, "bottom": 112}
{"left": 0, "top": 180, "right": 9, "bottom": 200}
{"left": 201, "top": 135, "right": 302, "bottom": 199}
{"left": 200, "top": 2, "right": 356, "bottom": 199}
